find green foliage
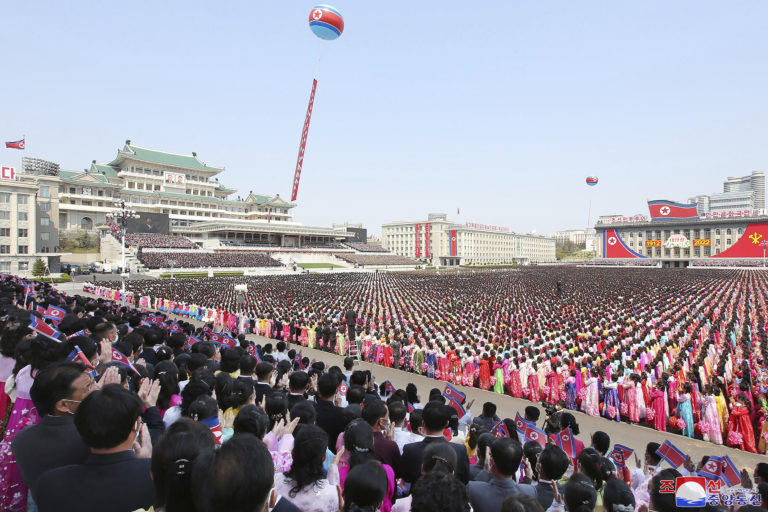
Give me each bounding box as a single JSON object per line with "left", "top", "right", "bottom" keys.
{"left": 60, "top": 228, "right": 99, "bottom": 250}
{"left": 32, "top": 258, "right": 47, "bottom": 277}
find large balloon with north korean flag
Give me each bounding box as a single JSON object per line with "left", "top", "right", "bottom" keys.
{"left": 309, "top": 5, "right": 344, "bottom": 40}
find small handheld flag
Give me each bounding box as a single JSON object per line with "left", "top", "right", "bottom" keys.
{"left": 553, "top": 428, "right": 576, "bottom": 458}
{"left": 44, "top": 305, "right": 66, "bottom": 325}
{"left": 656, "top": 440, "right": 687, "bottom": 468}
{"left": 720, "top": 455, "right": 740, "bottom": 487}
{"left": 698, "top": 456, "right": 723, "bottom": 481}
{"left": 111, "top": 348, "right": 139, "bottom": 374}
{"left": 200, "top": 415, "right": 223, "bottom": 445}
{"left": 514, "top": 412, "right": 533, "bottom": 435}
{"left": 524, "top": 424, "right": 547, "bottom": 447}
{"left": 442, "top": 383, "right": 466, "bottom": 404}
{"left": 67, "top": 347, "right": 98, "bottom": 378}
{"left": 607, "top": 444, "right": 634, "bottom": 468}
{"left": 382, "top": 381, "right": 395, "bottom": 395}
{"left": 492, "top": 421, "right": 510, "bottom": 438}
{"left": 407, "top": 402, "right": 415, "bottom": 413}
{"left": 337, "top": 382, "right": 348, "bottom": 397}
{"left": 29, "top": 317, "right": 63, "bottom": 342}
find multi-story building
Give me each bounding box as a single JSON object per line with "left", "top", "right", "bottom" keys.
{"left": 0, "top": 167, "right": 62, "bottom": 275}
{"left": 53, "top": 141, "right": 350, "bottom": 247}
{"left": 552, "top": 228, "right": 597, "bottom": 246}
{"left": 382, "top": 213, "right": 555, "bottom": 266}
{"left": 689, "top": 170, "right": 765, "bottom": 214}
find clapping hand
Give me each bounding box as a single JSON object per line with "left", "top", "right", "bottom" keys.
{"left": 138, "top": 378, "right": 161, "bottom": 408}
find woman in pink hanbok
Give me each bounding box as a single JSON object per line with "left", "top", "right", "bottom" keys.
{"left": 700, "top": 385, "right": 723, "bottom": 445}
{"left": 622, "top": 374, "right": 639, "bottom": 424}
{"left": 509, "top": 360, "right": 522, "bottom": 398}
{"left": 527, "top": 362, "right": 541, "bottom": 402}
{"left": 582, "top": 369, "right": 600, "bottom": 417}
{"left": 545, "top": 364, "right": 560, "bottom": 403}
{"left": 649, "top": 381, "right": 668, "bottom": 432}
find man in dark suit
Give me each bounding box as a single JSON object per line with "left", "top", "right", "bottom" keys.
{"left": 313, "top": 373, "right": 345, "bottom": 453}
{"left": 362, "top": 398, "right": 401, "bottom": 477}
{"left": 12, "top": 362, "right": 92, "bottom": 503}
{"left": 467, "top": 437, "right": 536, "bottom": 512}
{"left": 286, "top": 372, "right": 309, "bottom": 410}
{"left": 533, "top": 444, "right": 569, "bottom": 510}
{"left": 35, "top": 384, "right": 155, "bottom": 512}
{"left": 345, "top": 307, "right": 356, "bottom": 343}
{"left": 401, "top": 401, "right": 470, "bottom": 484}
{"left": 253, "top": 362, "right": 276, "bottom": 404}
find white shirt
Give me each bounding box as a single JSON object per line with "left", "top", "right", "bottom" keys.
{"left": 394, "top": 427, "right": 424, "bottom": 454}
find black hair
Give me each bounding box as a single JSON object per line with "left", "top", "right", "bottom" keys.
{"left": 342, "top": 461, "right": 387, "bottom": 512}
{"left": 254, "top": 362, "right": 274, "bottom": 381}
{"left": 347, "top": 385, "right": 366, "bottom": 405}
{"left": 524, "top": 405, "right": 540, "bottom": 422}
{"left": 482, "top": 401, "right": 497, "bottom": 417}
{"left": 219, "top": 348, "right": 240, "bottom": 374}
{"left": 265, "top": 392, "right": 288, "bottom": 430}
{"left": 289, "top": 371, "right": 309, "bottom": 392}
{"left": 30, "top": 361, "right": 86, "bottom": 416}
{"left": 152, "top": 418, "right": 215, "bottom": 512}
{"left": 233, "top": 404, "right": 269, "bottom": 439}
{"left": 284, "top": 425, "right": 328, "bottom": 498}
{"left": 491, "top": 437, "right": 524, "bottom": 477}
{"left": 344, "top": 419, "right": 376, "bottom": 469}
{"left": 422, "top": 401, "right": 448, "bottom": 432}
{"left": 564, "top": 473, "right": 598, "bottom": 512}
{"left": 523, "top": 441, "right": 543, "bottom": 480}
{"left": 559, "top": 412, "right": 580, "bottom": 435}
{"left": 406, "top": 383, "right": 419, "bottom": 404}
{"left": 317, "top": 373, "right": 338, "bottom": 399}
{"left": 156, "top": 345, "right": 174, "bottom": 363}
{"left": 74, "top": 384, "right": 142, "bottom": 449}
{"left": 239, "top": 354, "right": 257, "bottom": 376}
{"left": 388, "top": 401, "right": 407, "bottom": 425}
{"left": 344, "top": 356, "right": 355, "bottom": 370}
{"left": 539, "top": 444, "right": 570, "bottom": 481}
{"left": 361, "top": 399, "right": 387, "bottom": 427}
{"left": 187, "top": 395, "right": 219, "bottom": 422}
{"left": 154, "top": 360, "right": 180, "bottom": 411}
{"left": 755, "top": 462, "right": 768, "bottom": 482}
{"left": 578, "top": 447, "right": 610, "bottom": 490}
{"left": 409, "top": 409, "right": 423, "bottom": 432}
{"left": 422, "top": 441, "right": 457, "bottom": 474}
{"left": 650, "top": 469, "right": 682, "bottom": 512}
{"left": 645, "top": 442, "right": 661, "bottom": 465}
{"left": 476, "top": 433, "right": 496, "bottom": 463}
{"left": 501, "top": 494, "right": 544, "bottom": 512}
{"left": 409, "top": 471, "right": 470, "bottom": 512}
{"left": 603, "top": 479, "right": 635, "bottom": 512}
{"left": 591, "top": 431, "right": 610, "bottom": 455}
{"left": 193, "top": 434, "right": 274, "bottom": 512}
{"left": 290, "top": 400, "right": 317, "bottom": 425}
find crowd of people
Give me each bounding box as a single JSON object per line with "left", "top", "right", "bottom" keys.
{"left": 137, "top": 251, "right": 283, "bottom": 269}
{"left": 343, "top": 242, "right": 389, "bottom": 253}
{"left": 124, "top": 234, "right": 198, "bottom": 250}
{"left": 92, "top": 268, "right": 768, "bottom": 458}
{"left": 0, "top": 274, "right": 766, "bottom": 512}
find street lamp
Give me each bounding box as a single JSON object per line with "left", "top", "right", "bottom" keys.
{"left": 106, "top": 200, "right": 138, "bottom": 306}
{"left": 760, "top": 241, "right": 768, "bottom": 268}
{"left": 168, "top": 259, "right": 176, "bottom": 280}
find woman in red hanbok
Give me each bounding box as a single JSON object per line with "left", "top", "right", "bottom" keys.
{"left": 528, "top": 362, "right": 541, "bottom": 402}
{"left": 727, "top": 394, "right": 757, "bottom": 453}
{"left": 462, "top": 353, "right": 476, "bottom": 387}
{"left": 545, "top": 364, "right": 559, "bottom": 403}
{"left": 649, "top": 381, "right": 667, "bottom": 432}
{"left": 478, "top": 355, "right": 491, "bottom": 390}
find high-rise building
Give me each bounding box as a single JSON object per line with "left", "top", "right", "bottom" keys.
{"left": 689, "top": 170, "right": 765, "bottom": 214}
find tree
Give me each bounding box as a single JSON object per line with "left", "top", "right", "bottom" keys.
{"left": 32, "top": 258, "right": 47, "bottom": 277}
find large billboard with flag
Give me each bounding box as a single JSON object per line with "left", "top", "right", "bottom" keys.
{"left": 449, "top": 230, "right": 457, "bottom": 256}
{"left": 647, "top": 200, "right": 699, "bottom": 221}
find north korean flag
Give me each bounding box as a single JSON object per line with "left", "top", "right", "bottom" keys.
{"left": 218, "top": 333, "right": 237, "bottom": 348}
{"left": 656, "top": 440, "right": 687, "bottom": 468}
{"left": 647, "top": 199, "right": 699, "bottom": 221}
{"left": 5, "top": 139, "right": 25, "bottom": 150}
{"left": 407, "top": 402, "right": 415, "bottom": 413}
{"left": 187, "top": 335, "right": 201, "bottom": 346}
{"left": 68, "top": 347, "right": 98, "bottom": 377}
{"left": 29, "top": 317, "right": 63, "bottom": 342}
{"left": 492, "top": 421, "right": 510, "bottom": 438}
{"left": 447, "top": 398, "right": 466, "bottom": 417}
{"left": 168, "top": 322, "right": 183, "bottom": 333}
{"left": 67, "top": 329, "right": 87, "bottom": 339}
{"left": 200, "top": 415, "right": 223, "bottom": 446}
{"left": 720, "top": 455, "right": 740, "bottom": 487}
{"left": 337, "top": 381, "right": 348, "bottom": 397}
{"left": 44, "top": 305, "right": 67, "bottom": 325}
{"left": 111, "top": 348, "right": 139, "bottom": 374}
{"left": 698, "top": 456, "right": 723, "bottom": 481}
{"left": 524, "top": 424, "right": 547, "bottom": 447}
{"left": 552, "top": 428, "right": 576, "bottom": 458}
{"left": 607, "top": 444, "right": 634, "bottom": 468}
{"left": 515, "top": 412, "right": 533, "bottom": 435}
{"left": 24, "top": 284, "right": 35, "bottom": 297}
{"left": 382, "top": 381, "right": 396, "bottom": 395}
{"left": 443, "top": 383, "right": 466, "bottom": 404}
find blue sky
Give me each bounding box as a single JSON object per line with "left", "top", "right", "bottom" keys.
{"left": 1, "top": 1, "right": 766, "bottom": 236}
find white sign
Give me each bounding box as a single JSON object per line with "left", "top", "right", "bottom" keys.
{"left": 606, "top": 215, "right": 649, "bottom": 224}
{"left": 0, "top": 167, "right": 15, "bottom": 180}
{"left": 704, "top": 209, "right": 766, "bottom": 219}
{"left": 664, "top": 234, "right": 690, "bottom": 248}
{"left": 465, "top": 222, "right": 510, "bottom": 232}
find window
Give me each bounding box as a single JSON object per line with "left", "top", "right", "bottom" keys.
{"left": 40, "top": 202, "right": 50, "bottom": 211}
{"left": 81, "top": 201, "right": 91, "bottom": 206}
{"left": 17, "top": 245, "right": 28, "bottom": 254}
{"left": 0, "top": 228, "right": 8, "bottom": 236}
{"left": 18, "top": 262, "right": 28, "bottom": 271}
{"left": 727, "top": 239, "right": 731, "bottom": 245}
{"left": 0, "top": 211, "right": 9, "bottom": 220}
{"left": 716, "top": 229, "right": 720, "bottom": 235}
{"left": 17, "top": 195, "right": 28, "bottom": 204}
{"left": 41, "top": 232, "right": 49, "bottom": 241}
{"left": 18, "top": 212, "right": 27, "bottom": 221}
{"left": 0, "top": 245, "right": 9, "bottom": 254}
{"left": 0, "top": 262, "right": 9, "bottom": 272}
{"left": 726, "top": 228, "right": 732, "bottom": 235}
{"left": 18, "top": 229, "right": 27, "bottom": 237}
{"left": 0, "top": 193, "right": 9, "bottom": 203}
{"left": 69, "top": 187, "right": 76, "bottom": 194}
{"left": 40, "top": 217, "right": 50, "bottom": 226}
{"left": 39, "top": 186, "right": 50, "bottom": 198}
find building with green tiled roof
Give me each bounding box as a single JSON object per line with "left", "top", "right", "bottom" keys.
{"left": 53, "top": 141, "right": 350, "bottom": 248}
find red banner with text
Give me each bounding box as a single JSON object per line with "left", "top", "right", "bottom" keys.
{"left": 414, "top": 223, "right": 421, "bottom": 258}
{"left": 425, "top": 223, "right": 431, "bottom": 258}
{"left": 450, "top": 229, "right": 457, "bottom": 256}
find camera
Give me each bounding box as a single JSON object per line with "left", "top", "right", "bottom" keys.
{"left": 542, "top": 401, "right": 557, "bottom": 417}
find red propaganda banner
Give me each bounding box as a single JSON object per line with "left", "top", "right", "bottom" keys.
{"left": 291, "top": 78, "right": 318, "bottom": 202}
{"left": 603, "top": 229, "right": 644, "bottom": 259}
{"left": 425, "top": 223, "right": 431, "bottom": 258}
{"left": 449, "top": 229, "right": 457, "bottom": 256}
{"left": 414, "top": 223, "right": 421, "bottom": 258}
{"left": 713, "top": 223, "right": 768, "bottom": 258}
